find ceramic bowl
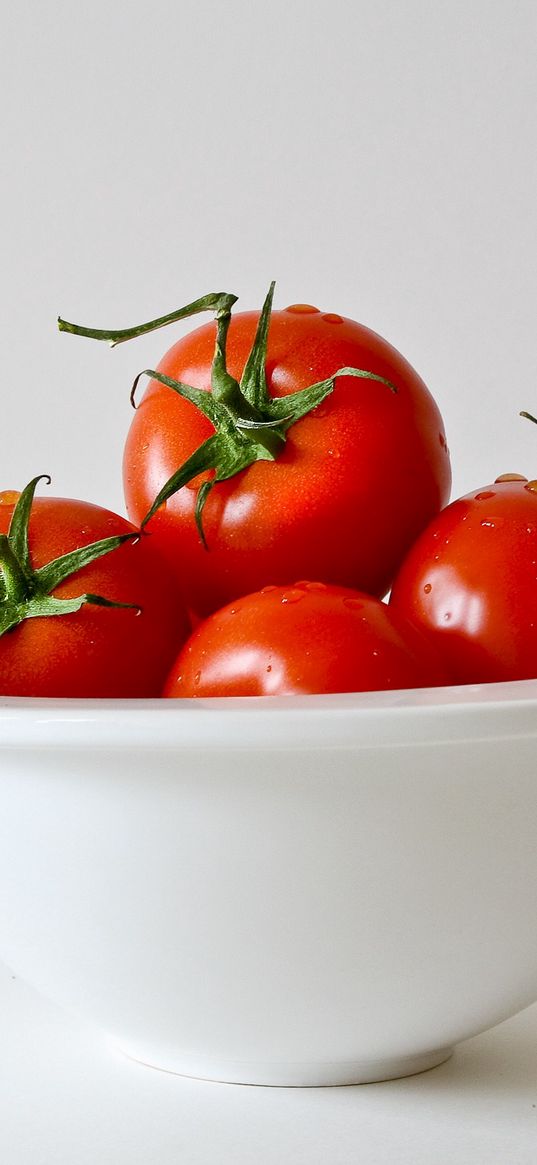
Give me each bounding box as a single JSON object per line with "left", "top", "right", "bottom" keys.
{"left": 0, "top": 680, "right": 537, "bottom": 1086}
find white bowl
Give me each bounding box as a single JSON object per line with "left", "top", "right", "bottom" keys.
{"left": 0, "top": 681, "right": 537, "bottom": 1087}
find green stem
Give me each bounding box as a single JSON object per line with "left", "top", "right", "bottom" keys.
{"left": 59, "top": 282, "right": 399, "bottom": 546}
{"left": 0, "top": 479, "right": 143, "bottom": 638}
{"left": 58, "top": 292, "right": 238, "bottom": 348}
{"left": 0, "top": 534, "right": 30, "bottom": 602}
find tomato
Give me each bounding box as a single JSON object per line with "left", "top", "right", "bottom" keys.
{"left": 0, "top": 478, "right": 189, "bottom": 697}
{"left": 163, "top": 582, "right": 450, "bottom": 698}
{"left": 115, "top": 292, "right": 450, "bottom": 617}
{"left": 389, "top": 474, "right": 537, "bottom": 684}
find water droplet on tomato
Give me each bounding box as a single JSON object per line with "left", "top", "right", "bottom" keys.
{"left": 284, "top": 303, "right": 320, "bottom": 314}
{"left": 343, "top": 597, "right": 364, "bottom": 610}
{"left": 443, "top": 612, "right": 452, "bottom": 622}
{"left": 525, "top": 480, "right": 537, "bottom": 493}
{"left": 312, "top": 404, "right": 330, "bottom": 419}
{"left": 495, "top": 472, "right": 528, "bottom": 483}
{"left": 480, "top": 520, "right": 495, "bottom": 528}
{"left": 281, "top": 589, "right": 304, "bottom": 604}
{"left": 475, "top": 491, "right": 496, "bottom": 501}
{"left": 295, "top": 580, "right": 327, "bottom": 591}
{"left": 194, "top": 670, "right": 201, "bottom": 686}
{"left": 261, "top": 585, "right": 277, "bottom": 594}
{"left": 423, "top": 583, "right": 432, "bottom": 594}
{"left": 327, "top": 448, "right": 341, "bottom": 459}
{"left": 322, "top": 312, "right": 343, "bottom": 324}
{"left": 0, "top": 490, "right": 20, "bottom": 506}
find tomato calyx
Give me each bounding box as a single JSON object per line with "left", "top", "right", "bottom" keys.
{"left": 134, "top": 283, "right": 398, "bottom": 545}
{"left": 0, "top": 476, "right": 140, "bottom": 637}
{"left": 59, "top": 283, "right": 397, "bottom": 547}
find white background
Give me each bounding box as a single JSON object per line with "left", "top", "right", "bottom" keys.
{"left": 1, "top": 3, "right": 537, "bottom": 1161}
{"left": 1, "top": 1, "right": 537, "bottom": 513}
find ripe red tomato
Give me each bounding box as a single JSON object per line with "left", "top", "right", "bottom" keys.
{"left": 389, "top": 474, "right": 537, "bottom": 684}
{"left": 163, "top": 582, "right": 450, "bottom": 698}
{"left": 0, "top": 480, "right": 189, "bottom": 697}
{"left": 122, "top": 298, "right": 451, "bottom": 616}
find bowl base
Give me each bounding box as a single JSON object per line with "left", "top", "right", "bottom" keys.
{"left": 118, "top": 1043, "right": 454, "bottom": 1087}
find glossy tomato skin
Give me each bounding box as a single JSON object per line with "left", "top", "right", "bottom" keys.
{"left": 124, "top": 305, "right": 451, "bottom": 617}
{"left": 389, "top": 478, "right": 537, "bottom": 684}
{"left": 163, "top": 582, "right": 450, "bottom": 698}
{"left": 0, "top": 495, "right": 190, "bottom": 697}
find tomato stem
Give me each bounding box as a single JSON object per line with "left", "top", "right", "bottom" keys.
{"left": 0, "top": 477, "right": 140, "bottom": 637}
{"left": 0, "top": 534, "right": 30, "bottom": 603}
{"left": 60, "top": 283, "right": 398, "bottom": 546}
{"left": 58, "top": 292, "right": 238, "bottom": 348}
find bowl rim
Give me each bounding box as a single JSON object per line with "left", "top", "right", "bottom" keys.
{"left": 1, "top": 678, "right": 537, "bottom": 751}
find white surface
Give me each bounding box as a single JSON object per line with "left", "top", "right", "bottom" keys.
{"left": 1, "top": 684, "right": 537, "bottom": 1087}
{"left": 1, "top": 962, "right": 536, "bottom": 1165}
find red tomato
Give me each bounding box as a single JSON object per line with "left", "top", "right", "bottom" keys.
{"left": 389, "top": 474, "right": 537, "bottom": 684}
{"left": 123, "top": 301, "right": 451, "bottom": 616}
{"left": 0, "top": 482, "right": 189, "bottom": 697}
{"left": 163, "top": 582, "right": 450, "bottom": 698}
